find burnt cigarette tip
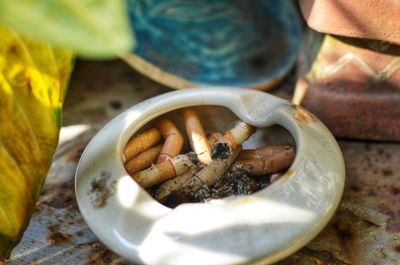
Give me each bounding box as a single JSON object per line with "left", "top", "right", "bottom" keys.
{"left": 211, "top": 142, "right": 231, "bottom": 160}
{"left": 159, "top": 191, "right": 191, "bottom": 208}
{"left": 186, "top": 152, "right": 199, "bottom": 164}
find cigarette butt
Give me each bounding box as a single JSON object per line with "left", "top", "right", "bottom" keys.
{"left": 211, "top": 122, "right": 256, "bottom": 160}
{"left": 124, "top": 144, "right": 163, "bottom": 175}
{"left": 154, "top": 165, "right": 198, "bottom": 201}
{"left": 155, "top": 118, "right": 184, "bottom": 163}
{"left": 184, "top": 146, "right": 242, "bottom": 194}
{"left": 235, "top": 146, "right": 295, "bottom": 176}
{"left": 237, "top": 144, "right": 293, "bottom": 161}
{"left": 132, "top": 154, "right": 193, "bottom": 188}
{"left": 292, "top": 78, "right": 309, "bottom": 105}
{"left": 207, "top": 132, "right": 223, "bottom": 147}
{"left": 182, "top": 108, "right": 212, "bottom": 164}
{"left": 123, "top": 128, "right": 161, "bottom": 162}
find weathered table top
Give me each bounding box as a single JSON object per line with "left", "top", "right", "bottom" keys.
{"left": 5, "top": 60, "right": 400, "bottom": 265}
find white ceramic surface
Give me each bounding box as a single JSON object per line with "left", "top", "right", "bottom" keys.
{"left": 75, "top": 88, "right": 345, "bottom": 265}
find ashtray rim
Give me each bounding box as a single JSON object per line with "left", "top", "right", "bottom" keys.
{"left": 75, "top": 87, "right": 345, "bottom": 265}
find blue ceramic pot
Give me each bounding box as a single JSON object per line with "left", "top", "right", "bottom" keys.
{"left": 123, "top": 0, "right": 302, "bottom": 89}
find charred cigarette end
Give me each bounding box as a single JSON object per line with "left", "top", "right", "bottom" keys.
{"left": 211, "top": 122, "right": 256, "bottom": 160}
{"left": 159, "top": 191, "right": 192, "bottom": 208}
{"left": 211, "top": 141, "right": 232, "bottom": 160}
{"left": 185, "top": 147, "right": 242, "bottom": 194}
{"left": 186, "top": 152, "right": 198, "bottom": 164}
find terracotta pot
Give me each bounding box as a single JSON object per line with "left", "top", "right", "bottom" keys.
{"left": 295, "top": 31, "right": 400, "bottom": 141}
{"left": 299, "top": 0, "right": 400, "bottom": 45}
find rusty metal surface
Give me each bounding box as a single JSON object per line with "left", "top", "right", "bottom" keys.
{"left": 3, "top": 60, "right": 400, "bottom": 265}
{"left": 277, "top": 141, "right": 400, "bottom": 265}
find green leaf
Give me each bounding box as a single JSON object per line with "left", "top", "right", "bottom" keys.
{"left": 0, "top": 0, "right": 134, "bottom": 58}
{"left": 0, "top": 26, "right": 74, "bottom": 257}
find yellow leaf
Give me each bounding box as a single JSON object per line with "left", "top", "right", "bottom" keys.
{"left": 0, "top": 26, "right": 74, "bottom": 257}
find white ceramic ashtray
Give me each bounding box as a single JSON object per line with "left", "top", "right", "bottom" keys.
{"left": 75, "top": 87, "right": 345, "bottom": 265}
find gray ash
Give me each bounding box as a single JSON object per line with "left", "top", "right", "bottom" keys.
{"left": 87, "top": 172, "right": 116, "bottom": 208}
{"left": 191, "top": 167, "right": 272, "bottom": 202}
{"left": 155, "top": 166, "right": 282, "bottom": 208}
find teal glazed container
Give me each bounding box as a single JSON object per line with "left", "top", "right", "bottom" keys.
{"left": 123, "top": 0, "right": 302, "bottom": 90}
